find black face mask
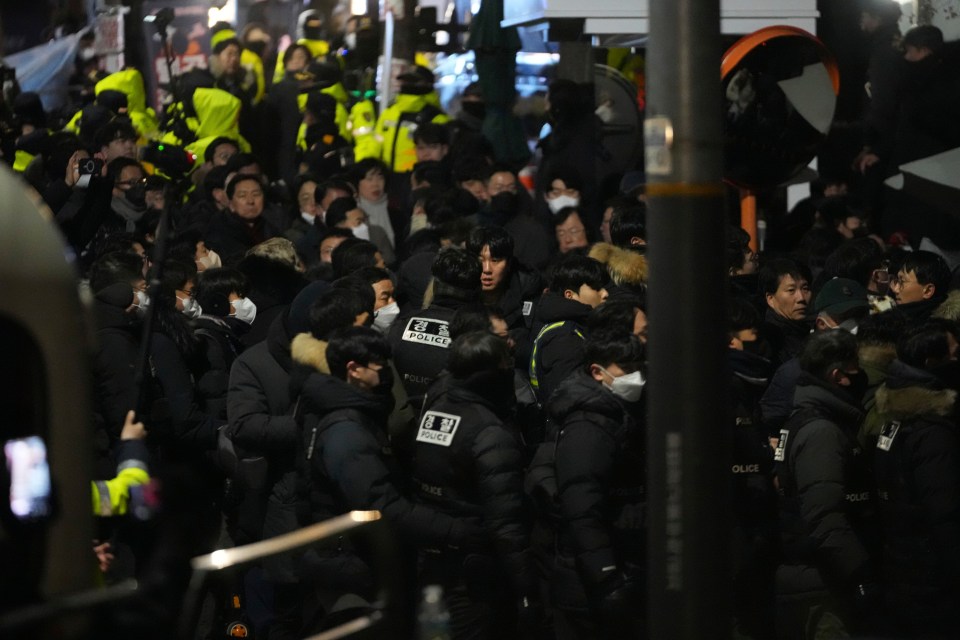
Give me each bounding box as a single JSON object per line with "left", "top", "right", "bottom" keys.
{"left": 843, "top": 370, "right": 870, "bottom": 405}
{"left": 245, "top": 41, "right": 268, "bottom": 59}
{"left": 486, "top": 192, "right": 518, "bottom": 225}
{"left": 125, "top": 182, "right": 147, "bottom": 208}
{"left": 461, "top": 101, "right": 486, "bottom": 120}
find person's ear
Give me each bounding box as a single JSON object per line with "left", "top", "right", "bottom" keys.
{"left": 345, "top": 360, "right": 361, "bottom": 381}
{"left": 630, "top": 237, "right": 646, "bottom": 246}
{"left": 589, "top": 364, "right": 605, "bottom": 382}
{"left": 563, "top": 289, "right": 576, "bottom": 300}
{"left": 922, "top": 283, "right": 936, "bottom": 300}
{"left": 828, "top": 367, "right": 848, "bottom": 387}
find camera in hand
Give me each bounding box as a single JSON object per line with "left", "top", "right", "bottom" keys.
{"left": 78, "top": 157, "right": 104, "bottom": 176}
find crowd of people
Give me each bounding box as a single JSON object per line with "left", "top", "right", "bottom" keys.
{"left": 3, "top": 0, "right": 960, "bottom": 638}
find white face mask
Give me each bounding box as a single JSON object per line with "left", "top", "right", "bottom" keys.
{"left": 134, "top": 290, "right": 151, "bottom": 317}
{"left": 600, "top": 367, "right": 646, "bottom": 403}
{"left": 197, "top": 250, "right": 222, "bottom": 271}
{"left": 373, "top": 301, "right": 400, "bottom": 334}
{"left": 352, "top": 222, "right": 371, "bottom": 241}
{"left": 344, "top": 32, "right": 357, "bottom": 49}
{"left": 547, "top": 194, "right": 580, "bottom": 214}
{"left": 230, "top": 297, "right": 258, "bottom": 325}
{"left": 301, "top": 211, "right": 315, "bottom": 224}
{"left": 179, "top": 296, "right": 203, "bottom": 320}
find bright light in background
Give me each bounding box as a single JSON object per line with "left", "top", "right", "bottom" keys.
{"left": 351, "top": 0, "right": 367, "bottom": 16}
{"left": 471, "top": 0, "right": 481, "bottom": 14}
{"left": 209, "top": 0, "right": 238, "bottom": 27}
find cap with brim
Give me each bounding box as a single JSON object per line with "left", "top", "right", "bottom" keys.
{"left": 814, "top": 277, "right": 869, "bottom": 316}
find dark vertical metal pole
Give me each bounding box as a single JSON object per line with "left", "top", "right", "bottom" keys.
{"left": 645, "top": 0, "right": 730, "bottom": 638}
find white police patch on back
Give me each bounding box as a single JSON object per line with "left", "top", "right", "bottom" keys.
{"left": 416, "top": 411, "right": 461, "bottom": 447}
{"left": 402, "top": 317, "right": 451, "bottom": 347}
{"left": 877, "top": 421, "right": 901, "bottom": 452}
{"left": 522, "top": 301, "right": 533, "bottom": 317}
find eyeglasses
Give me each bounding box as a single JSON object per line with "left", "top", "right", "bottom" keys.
{"left": 116, "top": 178, "right": 147, "bottom": 188}
{"left": 556, "top": 227, "right": 585, "bottom": 239}
{"left": 177, "top": 288, "right": 196, "bottom": 299}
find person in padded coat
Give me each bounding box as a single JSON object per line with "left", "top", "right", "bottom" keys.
{"left": 774, "top": 330, "right": 881, "bottom": 639}
{"left": 548, "top": 333, "right": 646, "bottom": 638}
{"left": 411, "top": 331, "right": 542, "bottom": 639}
{"left": 872, "top": 322, "right": 960, "bottom": 637}
{"left": 528, "top": 254, "right": 609, "bottom": 406}
{"left": 290, "top": 326, "right": 480, "bottom": 629}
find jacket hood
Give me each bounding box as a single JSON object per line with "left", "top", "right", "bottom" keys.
{"left": 728, "top": 349, "right": 773, "bottom": 384}
{"left": 96, "top": 68, "right": 148, "bottom": 113}
{"left": 322, "top": 82, "right": 349, "bottom": 105}
{"left": 547, "top": 369, "right": 623, "bottom": 425}
{"left": 932, "top": 289, "right": 960, "bottom": 321}
{"left": 291, "top": 332, "right": 330, "bottom": 374}
{"left": 535, "top": 291, "right": 593, "bottom": 325}
{"left": 859, "top": 343, "right": 897, "bottom": 372}
{"left": 192, "top": 87, "right": 242, "bottom": 140}
{"left": 238, "top": 254, "right": 308, "bottom": 307}
{"left": 875, "top": 360, "right": 956, "bottom": 420}
{"left": 793, "top": 372, "right": 865, "bottom": 425}
{"left": 588, "top": 242, "right": 648, "bottom": 286}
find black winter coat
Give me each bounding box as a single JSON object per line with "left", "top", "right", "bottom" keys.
{"left": 92, "top": 294, "right": 143, "bottom": 476}
{"left": 547, "top": 370, "right": 645, "bottom": 610}
{"left": 389, "top": 292, "right": 474, "bottom": 407}
{"left": 873, "top": 361, "right": 960, "bottom": 633}
{"left": 529, "top": 292, "right": 591, "bottom": 405}
{"left": 760, "top": 309, "right": 810, "bottom": 367}
{"left": 205, "top": 210, "right": 284, "bottom": 267}
{"left": 776, "top": 375, "right": 877, "bottom": 593}
{"left": 411, "top": 372, "right": 537, "bottom": 598}
{"left": 291, "top": 350, "right": 475, "bottom": 592}
{"left": 226, "top": 314, "right": 298, "bottom": 547}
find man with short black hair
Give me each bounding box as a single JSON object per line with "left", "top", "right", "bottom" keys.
{"left": 890, "top": 249, "right": 951, "bottom": 320}
{"left": 292, "top": 326, "right": 480, "bottom": 622}
{"left": 207, "top": 173, "right": 283, "bottom": 266}
{"left": 95, "top": 118, "right": 138, "bottom": 162}
{"left": 759, "top": 258, "right": 812, "bottom": 365}
{"left": 529, "top": 254, "right": 609, "bottom": 405}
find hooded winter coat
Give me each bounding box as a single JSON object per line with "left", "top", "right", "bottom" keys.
{"left": 588, "top": 243, "right": 648, "bottom": 301}
{"left": 873, "top": 360, "right": 960, "bottom": 634}
{"left": 528, "top": 292, "right": 592, "bottom": 405}
{"left": 290, "top": 335, "right": 475, "bottom": 592}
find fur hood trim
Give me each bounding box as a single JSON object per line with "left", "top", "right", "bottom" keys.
{"left": 875, "top": 384, "right": 956, "bottom": 420}
{"left": 588, "top": 243, "right": 648, "bottom": 286}
{"left": 859, "top": 344, "right": 897, "bottom": 370}
{"left": 933, "top": 290, "right": 960, "bottom": 321}
{"left": 291, "top": 333, "right": 329, "bottom": 374}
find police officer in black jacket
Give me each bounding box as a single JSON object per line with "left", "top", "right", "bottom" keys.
{"left": 389, "top": 247, "right": 482, "bottom": 410}
{"left": 292, "top": 326, "right": 479, "bottom": 628}
{"left": 412, "top": 331, "right": 542, "bottom": 639}
{"left": 775, "top": 331, "right": 880, "bottom": 639}
{"left": 548, "top": 333, "right": 646, "bottom": 638}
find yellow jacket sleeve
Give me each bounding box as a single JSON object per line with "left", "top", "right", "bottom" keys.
{"left": 91, "top": 461, "right": 149, "bottom": 517}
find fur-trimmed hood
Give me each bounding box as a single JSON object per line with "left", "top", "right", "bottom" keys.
{"left": 291, "top": 332, "right": 329, "bottom": 374}
{"left": 875, "top": 360, "right": 956, "bottom": 420}
{"left": 932, "top": 289, "right": 960, "bottom": 321}
{"left": 588, "top": 243, "right": 648, "bottom": 286}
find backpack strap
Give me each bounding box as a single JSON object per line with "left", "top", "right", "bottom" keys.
{"left": 528, "top": 321, "right": 585, "bottom": 393}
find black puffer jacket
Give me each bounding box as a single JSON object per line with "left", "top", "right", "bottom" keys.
{"left": 760, "top": 309, "right": 810, "bottom": 367}
{"left": 226, "top": 315, "right": 298, "bottom": 547}
{"left": 528, "top": 292, "right": 591, "bottom": 405}
{"left": 547, "top": 370, "right": 645, "bottom": 611}
{"left": 873, "top": 360, "right": 960, "bottom": 633}
{"left": 91, "top": 289, "right": 144, "bottom": 477}
{"left": 292, "top": 350, "right": 476, "bottom": 593}
{"left": 776, "top": 375, "right": 877, "bottom": 592}
{"left": 411, "top": 371, "right": 536, "bottom": 598}
{"left": 389, "top": 292, "right": 475, "bottom": 407}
